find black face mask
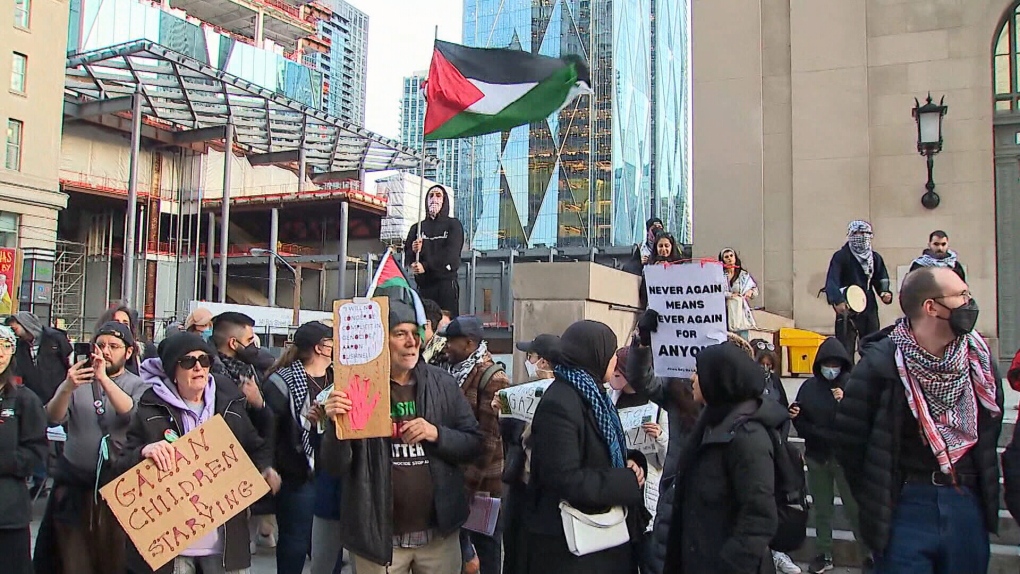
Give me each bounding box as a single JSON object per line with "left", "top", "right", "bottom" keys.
{"left": 936, "top": 298, "right": 979, "bottom": 338}
{"left": 235, "top": 341, "right": 260, "bottom": 364}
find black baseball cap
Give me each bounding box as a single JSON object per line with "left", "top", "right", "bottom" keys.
{"left": 516, "top": 334, "right": 560, "bottom": 360}
{"left": 438, "top": 315, "right": 484, "bottom": 342}
{"left": 93, "top": 321, "right": 136, "bottom": 348}
{"left": 293, "top": 321, "right": 332, "bottom": 350}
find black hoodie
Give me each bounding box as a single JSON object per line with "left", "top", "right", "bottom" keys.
{"left": 793, "top": 337, "right": 853, "bottom": 463}
{"left": 403, "top": 186, "right": 464, "bottom": 287}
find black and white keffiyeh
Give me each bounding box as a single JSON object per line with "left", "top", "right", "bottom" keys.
{"left": 277, "top": 362, "right": 315, "bottom": 464}
{"left": 449, "top": 340, "right": 488, "bottom": 387}
{"left": 847, "top": 220, "right": 874, "bottom": 279}
{"left": 913, "top": 249, "right": 959, "bottom": 270}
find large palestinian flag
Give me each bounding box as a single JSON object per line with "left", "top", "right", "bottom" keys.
{"left": 423, "top": 40, "right": 590, "bottom": 141}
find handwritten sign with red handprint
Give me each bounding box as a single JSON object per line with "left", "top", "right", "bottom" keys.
{"left": 332, "top": 297, "right": 391, "bottom": 439}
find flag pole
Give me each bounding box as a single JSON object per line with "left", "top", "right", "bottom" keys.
{"left": 416, "top": 25, "right": 439, "bottom": 264}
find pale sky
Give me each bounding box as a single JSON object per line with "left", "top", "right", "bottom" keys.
{"left": 346, "top": 0, "right": 464, "bottom": 140}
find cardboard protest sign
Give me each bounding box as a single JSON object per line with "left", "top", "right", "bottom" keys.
{"left": 644, "top": 262, "right": 729, "bottom": 377}
{"left": 496, "top": 380, "right": 553, "bottom": 423}
{"left": 332, "top": 297, "right": 392, "bottom": 439}
{"left": 100, "top": 415, "right": 269, "bottom": 571}
{"left": 619, "top": 403, "right": 661, "bottom": 456}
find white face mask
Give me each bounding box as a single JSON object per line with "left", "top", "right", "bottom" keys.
{"left": 525, "top": 359, "right": 539, "bottom": 379}
{"left": 821, "top": 366, "right": 841, "bottom": 381}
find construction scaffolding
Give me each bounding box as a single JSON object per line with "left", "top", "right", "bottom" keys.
{"left": 53, "top": 241, "right": 87, "bottom": 340}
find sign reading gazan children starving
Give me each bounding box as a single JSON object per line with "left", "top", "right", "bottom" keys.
{"left": 643, "top": 261, "right": 729, "bottom": 377}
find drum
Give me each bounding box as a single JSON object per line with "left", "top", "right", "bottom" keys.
{"left": 841, "top": 285, "right": 867, "bottom": 313}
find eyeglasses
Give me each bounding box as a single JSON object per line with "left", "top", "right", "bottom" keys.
{"left": 96, "top": 343, "right": 126, "bottom": 351}
{"left": 178, "top": 355, "right": 212, "bottom": 370}
{"left": 753, "top": 340, "right": 776, "bottom": 351}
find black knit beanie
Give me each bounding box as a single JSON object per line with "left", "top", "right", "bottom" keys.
{"left": 158, "top": 332, "right": 213, "bottom": 377}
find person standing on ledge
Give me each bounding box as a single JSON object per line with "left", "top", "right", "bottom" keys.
{"left": 910, "top": 230, "right": 966, "bottom": 282}
{"left": 824, "top": 220, "right": 894, "bottom": 359}
{"left": 405, "top": 185, "right": 465, "bottom": 318}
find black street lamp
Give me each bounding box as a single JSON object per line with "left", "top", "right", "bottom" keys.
{"left": 912, "top": 93, "right": 948, "bottom": 209}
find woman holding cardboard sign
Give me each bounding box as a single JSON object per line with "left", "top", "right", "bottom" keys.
{"left": 118, "top": 332, "right": 280, "bottom": 574}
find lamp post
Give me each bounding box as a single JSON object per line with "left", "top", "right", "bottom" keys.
{"left": 251, "top": 248, "right": 301, "bottom": 326}
{"left": 912, "top": 93, "right": 948, "bottom": 209}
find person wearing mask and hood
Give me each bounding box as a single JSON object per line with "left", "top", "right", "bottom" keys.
{"left": 122, "top": 332, "right": 280, "bottom": 574}
{"left": 497, "top": 334, "right": 560, "bottom": 574}
{"left": 0, "top": 324, "right": 48, "bottom": 574}
{"left": 790, "top": 337, "right": 862, "bottom": 574}
{"left": 662, "top": 342, "right": 783, "bottom": 574}
{"left": 524, "top": 320, "right": 647, "bottom": 574}
{"left": 405, "top": 185, "right": 465, "bottom": 317}
{"left": 623, "top": 218, "right": 665, "bottom": 275}
{"left": 626, "top": 309, "right": 703, "bottom": 574}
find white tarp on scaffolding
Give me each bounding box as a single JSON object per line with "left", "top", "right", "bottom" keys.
{"left": 377, "top": 173, "right": 454, "bottom": 242}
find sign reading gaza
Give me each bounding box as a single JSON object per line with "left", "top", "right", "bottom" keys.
{"left": 643, "top": 262, "right": 729, "bottom": 377}
{"left": 100, "top": 415, "right": 270, "bottom": 571}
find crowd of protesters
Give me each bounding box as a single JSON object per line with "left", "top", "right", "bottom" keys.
{"left": 0, "top": 215, "right": 1018, "bottom": 574}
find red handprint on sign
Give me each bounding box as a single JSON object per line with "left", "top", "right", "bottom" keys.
{"left": 346, "top": 374, "right": 381, "bottom": 431}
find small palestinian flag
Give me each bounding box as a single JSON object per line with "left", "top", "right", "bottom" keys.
{"left": 423, "top": 40, "right": 591, "bottom": 141}
{"left": 366, "top": 249, "right": 427, "bottom": 338}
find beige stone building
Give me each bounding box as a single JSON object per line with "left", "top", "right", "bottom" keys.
{"left": 692, "top": 0, "right": 1020, "bottom": 363}
{"left": 1, "top": 0, "right": 70, "bottom": 315}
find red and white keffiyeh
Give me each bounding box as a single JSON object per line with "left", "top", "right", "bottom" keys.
{"left": 890, "top": 319, "right": 1000, "bottom": 474}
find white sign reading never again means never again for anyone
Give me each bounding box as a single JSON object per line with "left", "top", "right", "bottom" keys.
{"left": 643, "top": 261, "right": 729, "bottom": 378}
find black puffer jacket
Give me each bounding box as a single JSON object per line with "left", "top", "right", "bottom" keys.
{"left": 833, "top": 327, "right": 1003, "bottom": 553}
{"left": 626, "top": 342, "right": 701, "bottom": 574}
{"left": 663, "top": 343, "right": 781, "bottom": 574}
{"left": 0, "top": 381, "right": 48, "bottom": 529}
{"left": 13, "top": 325, "right": 72, "bottom": 404}
{"left": 321, "top": 361, "right": 483, "bottom": 566}
{"left": 793, "top": 337, "right": 852, "bottom": 463}
{"left": 115, "top": 375, "right": 274, "bottom": 574}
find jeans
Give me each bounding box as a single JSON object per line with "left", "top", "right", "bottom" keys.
{"left": 274, "top": 480, "right": 316, "bottom": 574}
{"left": 311, "top": 517, "right": 355, "bottom": 574}
{"left": 873, "top": 483, "right": 989, "bottom": 574}
{"left": 806, "top": 457, "right": 861, "bottom": 555}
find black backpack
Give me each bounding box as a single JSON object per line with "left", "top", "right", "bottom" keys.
{"left": 767, "top": 427, "right": 810, "bottom": 553}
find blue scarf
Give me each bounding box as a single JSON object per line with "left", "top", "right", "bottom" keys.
{"left": 555, "top": 364, "right": 628, "bottom": 468}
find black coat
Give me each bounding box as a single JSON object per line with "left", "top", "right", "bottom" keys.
{"left": 403, "top": 187, "right": 464, "bottom": 287}
{"left": 1002, "top": 422, "right": 1020, "bottom": 525}
{"left": 824, "top": 244, "right": 891, "bottom": 311}
{"left": 833, "top": 328, "right": 1004, "bottom": 553}
{"left": 320, "top": 361, "right": 484, "bottom": 566}
{"left": 792, "top": 337, "right": 853, "bottom": 463}
{"left": 115, "top": 377, "right": 274, "bottom": 574}
{"left": 663, "top": 398, "right": 783, "bottom": 574}
{"left": 523, "top": 377, "right": 646, "bottom": 574}
{"left": 13, "top": 326, "right": 71, "bottom": 403}
{"left": 908, "top": 258, "right": 966, "bottom": 282}
{"left": 0, "top": 381, "right": 48, "bottom": 529}
{"left": 626, "top": 343, "right": 701, "bottom": 574}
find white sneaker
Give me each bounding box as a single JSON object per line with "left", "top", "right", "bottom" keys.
{"left": 773, "top": 551, "right": 802, "bottom": 574}
{"left": 257, "top": 531, "right": 277, "bottom": 548}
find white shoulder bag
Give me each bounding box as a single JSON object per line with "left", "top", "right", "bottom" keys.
{"left": 558, "top": 501, "right": 630, "bottom": 556}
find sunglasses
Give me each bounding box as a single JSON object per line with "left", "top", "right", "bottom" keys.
{"left": 753, "top": 340, "right": 776, "bottom": 351}
{"left": 178, "top": 355, "right": 212, "bottom": 370}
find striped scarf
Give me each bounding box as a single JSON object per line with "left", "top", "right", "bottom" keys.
{"left": 913, "top": 249, "right": 959, "bottom": 270}
{"left": 889, "top": 319, "right": 1000, "bottom": 474}
{"left": 554, "top": 364, "right": 628, "bottom": 468}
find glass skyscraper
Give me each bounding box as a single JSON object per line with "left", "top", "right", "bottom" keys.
{"left": 459, "top": 0, "right": 691, "bottom": 250}
{"left": 399, "top": 71, "right": 462, "bottom": 190}
{"left": 304, "top": 0, "right": 368, "bottom": 124}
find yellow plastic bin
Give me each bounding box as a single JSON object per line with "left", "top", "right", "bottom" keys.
{"left": 779, "top": 327, "right": 827, "bottom": 376}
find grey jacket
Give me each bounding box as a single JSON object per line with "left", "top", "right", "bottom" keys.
{"left": 321, "top": 361, "right": 484, "bottom": 565}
